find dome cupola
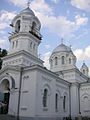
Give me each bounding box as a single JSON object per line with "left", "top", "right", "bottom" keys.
{"left": 49, "top": 42, "right": 76, "bottom": 73}
{"left": 53, "top": 43, "right": 71, "bottom": 53}
{"left": 20, "top": 7, "right": 35, "bottom": 16}
{"left": 80, "top": 62, "right": 89, "bottom": 77}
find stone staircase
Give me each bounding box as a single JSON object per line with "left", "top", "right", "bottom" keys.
{"left": 0, "top": 114, "right": 17, "bottom": 120}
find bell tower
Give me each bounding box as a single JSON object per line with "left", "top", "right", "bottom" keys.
{"left": 80, "top": 62, "right": 89, "bottom": 77}
{"left": 2, "top": 7, "right": 43, "bottom": 68}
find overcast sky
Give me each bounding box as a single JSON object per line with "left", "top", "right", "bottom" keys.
{"left": 0, "top": 0, "right": 90, "bottom": 75}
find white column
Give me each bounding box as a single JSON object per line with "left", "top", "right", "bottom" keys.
{"left": 71, "top": 83, "right": 79, "bottom": 117}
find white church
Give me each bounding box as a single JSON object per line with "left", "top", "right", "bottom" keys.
{"left": 0, "top": 6, "right": 90, "bottom": 120}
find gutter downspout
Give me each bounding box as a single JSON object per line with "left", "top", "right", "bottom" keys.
{"left": 78, "top": 84, "right": 80, "bottom": 113}
{"left": 69, "top": 83, "right": 71, "bottom": 116}
{"left": 17, "top": 67, "right": 23, "bottom": 120}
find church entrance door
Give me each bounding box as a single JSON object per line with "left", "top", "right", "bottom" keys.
{"left": 0, "top": 79, "right": 10, "bottom": 114}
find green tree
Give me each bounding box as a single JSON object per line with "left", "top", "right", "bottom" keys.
{"left": 0, "top": 48, "right": 7, "bottom": 69}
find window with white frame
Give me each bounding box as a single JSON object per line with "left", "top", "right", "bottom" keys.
{"left": 43, "top": 89, "right": 48, "bottom": 107}
{"left": 63, "top": 96, "right": 66, "bottom": 111}
{"left": 69, "top": 58, "right": 71, "bottom": 64}
{"left": 30, "top": 42, "right": 32, "bottom": 48}
{"left": 16, "top": 40, "right": 18, "bottom": 48}
{"left": 55, "top": 93, "right": 58, "bottom": 111}
{"left": 55, "top": 57, "right": 58, "bottom": 65}
{"left": 12, "top": 41, "right": 14, "bottom": 49}
{"left": 62, "top": 56, "right": 65, "bottom": 64}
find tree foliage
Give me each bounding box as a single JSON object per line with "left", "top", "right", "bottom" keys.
{"left": 0, "top": 48, "right": 7, "bottom": 70}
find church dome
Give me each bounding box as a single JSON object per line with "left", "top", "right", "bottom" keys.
{"left": 20, "top": 7, "right": 35, "bottom": 16}
{"left": 53, "top": 43, "right": 71, "bottom": 53}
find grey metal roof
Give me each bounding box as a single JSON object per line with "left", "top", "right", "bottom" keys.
{"left": 20, "top": 7, "right": 35, "bottom": 16}
{"left": 53, "top": 43, "right": 71, "bottom": 53}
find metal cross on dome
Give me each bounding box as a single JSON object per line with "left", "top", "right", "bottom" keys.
{"left": 83, "top": 60, "right": 85, "bottom": 64}
{"left": 27, "top": 0, "right": 32, "bottom": 8}
{"left": 61, "top": 38, "right": 64, "bottom": 44}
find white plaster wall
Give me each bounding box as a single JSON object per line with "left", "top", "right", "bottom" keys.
{"left": 71, "top": 83, "right": 79, "bottom": 117}
{"left": 80, "top": 83, "right": 90, "bottom": 117}
{"left": 34, "top": 69, "right": 70, "bottom": 118}
{"left": 19, "top": 70, "right": 37, "bottom": 117}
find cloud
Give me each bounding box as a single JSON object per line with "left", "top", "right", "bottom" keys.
{"left": 51, "top": 0, "right": 59, "bottom": 3}
{"left": 0, "top": 22, "right": 8, "bottom": 30}
{"left": 6, "top": 0, "right": 28, "bottom": 7}
{"left": 74, "top": 46, "right": 90, "bottom": 61}
{"left": 0, "top": 37, "right": 7, "bottom": 48}
{"left": 85, "top": 46, "right": 90, "bottom": 59}
{"left": 71, "top": 0, "right": 90, "bottom": 12}
{"left": 36, "top": 12, "right": 88, "bottom": 39}
{"left": 6, "top": 0, "right": 88, "bottom": 39}
{"left": 43, "top": 52, "right": 51, "bottom": 68}
{"left": 74, "top": 28, "right": 90, "bottom": 40}
{"left": 0, "top": 10, "right": 16, "bottom": 22}
{"left": 31, "top": 0, "right": 53, "bottom": 15}
{"left": 45, "top": 44, "right": 50, "bottom": 49}
{"left": 75, "top": 15, "right": 88, "bottom": 26}
{"left": 6, "top": 0, "right": 53, "bottom": 15}
{"left": 5, "top": 0, "right": 89, "bottom": 40}
{"left": 0, "top": 10, "right": 16, "bottom": 30}
{"left": 0, "top": 31, "right": 5, "bottom": 34}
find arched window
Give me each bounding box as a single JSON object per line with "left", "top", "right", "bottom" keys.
{"left": 83, "top": 96, "right": 89, "bottom": 111}
{"left": 69, "top": 58, "right": 71, "bottom": 64}
{"left": 43, "top": 89, "right": 48, "bottom": 107}
{"left": 55, "top": 57, "right": 58, "bottom": 65}
{"left": 12, "top": 41, "right": 14, "bottom": 48}
{"left": 30, "top": 42, "right": 32, "bottom": 48}
{"left": 83, "top": 69, "right": 85, "bottom": 74}
{"left": 51, "top": 59, "right": 53, "bottom": 67}
{"left": 31, "top": 21, "right": 36, "bottom": 31}
{"left": 55, "top": 93, "right": 58, "bottom": 111}
{"left": 16, "top": 40, "right": 18, "bottom": 47}
{"left": 15, "top": 20, "right": 20, "bottom": 33}
{"left": 63, "top": 96, "right": 66, "bottom": 111}
{"left": 33, "top": 44, "right": 35, "bottom": 50}
{"left": 62, "top": 56, "right": 65, "bottom": 64}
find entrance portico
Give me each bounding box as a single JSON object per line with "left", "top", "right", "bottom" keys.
{"left": 0, "top": 74, "right": 15, "bottom": 114}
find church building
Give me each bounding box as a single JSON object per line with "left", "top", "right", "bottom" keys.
{"left": 0, "top": 6, "right": 90, "bottom": 120}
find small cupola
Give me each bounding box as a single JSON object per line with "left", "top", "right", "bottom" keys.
{"left": 80, "top": 62, "right": 89, "bottom": 77}
{"left": 49, "top": 42, "right": 76, "bottom": 73}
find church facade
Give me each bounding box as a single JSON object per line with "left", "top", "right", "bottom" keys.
{"left": 0, "top": 6, "right": 90, "bottom": 120}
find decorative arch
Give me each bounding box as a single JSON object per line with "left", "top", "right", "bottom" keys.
{"left": 81, "top": 93, "right": 90, "bottom": 111}
{"left": 30, "top": 42, "right": 32, "bottom": 48}
{"left": 15, "top": 20, "right": 20, "bottom": 33}
{"left": 0, "top": 74, "right": 15, "bottom": 90}
{"left": 55, "top": 57, "right": 58, "bottom": 65}
{"left": 81, "top": 93, "right": 90, "bottom": 102}
{"left": 61, "top": 56, "right": 65, "bottom": 64}
{"left": 31, "top": 21, "right": 36, "bottom": 31}
{"left": 50, "top": 59, "right": 53, "bottom": 68}
{"left": 0, "top": 74, "right": 15, "bottom": 114}
{"left": 69, "top": 58, "right": 71, "bottom": 64}
{"left": 41, "top": 83, "right": 51, "bottom": 96}
{"left": 83, "top": 69, "right": 85, "bottom": 74}
{"left": 41, "top": 84, "right": 51, "bottom": 108}
{"left": 63, "top": 92, "right": 68, "bottom": 112}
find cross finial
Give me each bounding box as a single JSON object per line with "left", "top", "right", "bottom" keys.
{"left": 61, "top": 38, "right": 63, "bottom": 44}
{"left": 27, "top": 1, "right": 31, "bottom": 8}
{"left": 83, "top": 60, "right": 85, "bottom": 63}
